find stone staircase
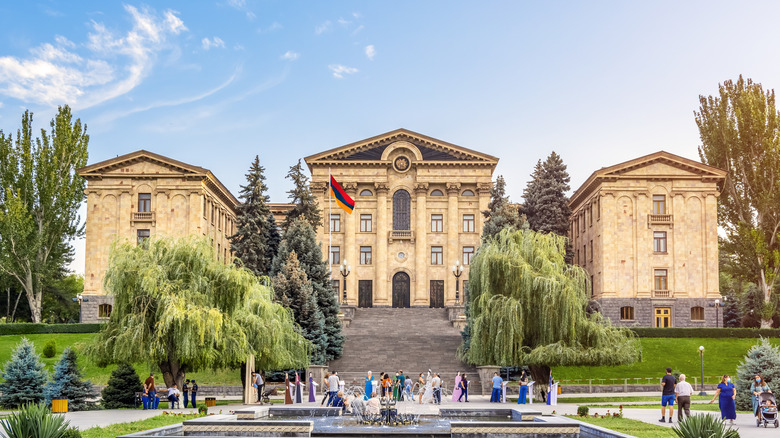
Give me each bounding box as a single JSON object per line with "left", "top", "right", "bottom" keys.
{"left": 327, "top": 308, "right": 481, "bottom": 394}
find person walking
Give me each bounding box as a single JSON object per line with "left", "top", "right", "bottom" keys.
{"left": 490, "top": 372, "right": 503, "bottom": 403}
{"left": 452, "top": 372, "right": 462, "bottom": 402}
{"left": 182, "top": 379, "right": 190, "bottom": 408}
{"left": 255, "top": 371, "right": 265, "bottom": 403}
{"left": 518, "top": 371, "right": 529, "bottom": 404}
{"left": 458, "top": 374, "right": 468, "bottom": 402}
{"left": 710, "top": 374, "right": 737, "bottom": 424}
{"left": 659, "top": 367, "right": 676, "bottom": 423}
{"left": 674, "top": 374, "right": 693, "bottom": 421}
{"left": 417, "top": 373, "right": 426, "bottom": 404}
{"left": 750, "top": 374, "right": 772, "bottom": 421}
{"left": 432, "top": 373, "right": 442, "bottom": 404}
{"left": 321, "top": 372, "right": 331, "bottom": 406}
{"left": 144, "top": 373, "right": 157, "bottom": 410}
{"left": 327, "top": 370, "right": 340, "bottom": 406}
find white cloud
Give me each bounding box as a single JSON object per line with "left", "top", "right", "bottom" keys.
{"left": 0, "top": 5, "right": 187, "bottom": 109}
{"left": 202, "top": 37, "right": 226, "bottom": 50}
{"left": 328, "top": 64, "right": 358, "bottom": 79}
{"left": 365, "top": 45, "right": 376, "bottom": 61}
{"left": 351, "top": 25, "right": 365, "bottom": 36}
{"left": 337, "top": 18, "right": 351, "bottom": 27}
{"left": 226, "top": 0, "right": 255, "bottom": 20}
{"left": 315, "top": 20, "right": 332, "bottom": 35}
{"left": 281, "top": 51, "right": 299, "bottom": 61}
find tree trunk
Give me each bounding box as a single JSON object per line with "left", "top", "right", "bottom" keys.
{"left": 10, "top": 288, "right": 22, "bottom": 322}
{"left": 760, "top": 271, "right": 773, "bottom": 328}
{"left": 22, "top": 272, "right": 42, "bottom": 323}
{"left": 159, "top": 361, "right": 188, "bottom": 391}
{"left": 528, "top": 364, "right": 551, "bottom": 402}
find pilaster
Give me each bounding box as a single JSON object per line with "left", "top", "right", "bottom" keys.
{"left": 414, "top": 183, "right": 428, "bottom": 305}
{"left": 344, "top": 183, "right": 358, "bottom": 304}
{"left": 375, "top": 183, "right": 389, "bottom": 305}
{"left": 446, "top": 183, "right": 460, "bottom": 304}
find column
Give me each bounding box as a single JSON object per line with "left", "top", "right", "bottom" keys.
{"left": 446, "top": 183, "right": 460, "bottom": 305}
{"left": 119, "top": 190, "right": 132, "bottom": 242}
{"left": 414, "top": 183, "right": 428, "bottom": 305}
{"left": 344, "top": 183, "right": 358, "bottom": 304}
{"left": 375, "top": 183, "right": 389, "bottom": 305}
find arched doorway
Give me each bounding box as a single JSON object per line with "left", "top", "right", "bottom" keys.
{"left": 392, "top": 272, "right": 410, "bottom": 308}
{"left": 393, "top": 190, "right": 411, "bottom": 230}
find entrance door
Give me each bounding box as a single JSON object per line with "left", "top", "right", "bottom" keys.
{"left": 655, "top": 307, "right": 671, "bottom": 327}
{"left": 430, "top": 280, "right": 445, "bottom": 308}
{"left": 358, "top": 280, "right": 373, "bottom": 308}
{"left": 392, "top": 272, "right": 410, "bottom": 308}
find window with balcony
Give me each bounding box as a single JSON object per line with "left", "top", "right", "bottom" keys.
{"left": 329, "top": 246, "right": 340, "bottom": 265}
{"left": 653, "top": 195, "right": 666, "bottom": 215}
{"left": 137, "top": 229, "right": 150, "bottom": 246}
{"left": 463, "top": 214, "right": 475, "bottom": 233}
{"left": 463, "top": 246, "right": 475, "bottom": 265}
{"left": 620, "top": 306, "right": 635, "bottom": 321}
{"left": 691, "top": 306, "right": 705, "bottom": 321}
{"left": 360, "top": 214, "right": 372, "bottom": 232}
{"left": 330, "top": 214, "right": 341, "bottom": 232}
{"left": 360, "top": 246, "right": 372, "bottom": 265}
{"left": 654, "top": 269, "right": 668, "bottom": 296}
{"left": 431, "top": 214, "right": 443, "bottom": 233}
{"left": 138, "top": 193, "right": 151, "bottom": 212}
{"left": 431, "top": 246, "right": 443, "bottom": 265}
{"left": 653, "top": 231, "right": 667, "bottom": 253}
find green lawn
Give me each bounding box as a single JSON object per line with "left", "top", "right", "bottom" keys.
{"left": 583, "top": 403, "right": 751, "bottom": 414}
{"left": 80, "top": 413, "right": 203, "bottom": 438}
{"left": 568, "top": 415, "right": 672, "bottom": 437}
{"left": 554, "top": 395, "right": 711, "bottom": 404}
{"left": 554, "top": 337, "right": 779, "bottom": 385}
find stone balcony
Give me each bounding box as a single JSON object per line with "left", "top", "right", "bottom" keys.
{"left": 648, "top": 214, "right": 673, "bottom": 226}
{"left": 131, "top": 211, "right": 156, "bottom": 226}
{"left": 388, "top": 230, "right": 414, "bottom": 243}
{"left": 652, "top": 289, "right": 671, "bottom": 298}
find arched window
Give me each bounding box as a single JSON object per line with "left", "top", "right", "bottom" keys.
{"left": 360, "top": 189, "right": 373, "bottom": 196}
{"left": 619, "top": 306, "right": 634, "bottom": 321}
{"left": 430, "top": 189, "right": 444, "bottom": 196}
{"left": 392, "top": 190, "right": 411, "bottom": 230}
{"left": 691, "top": 306, "right": 705, "bottom": 321}
{"left": 462, "top": 189, "right": 475, "bottom": 196}
{"left": 99, "top": 304, "right": 112, "bottom": 318}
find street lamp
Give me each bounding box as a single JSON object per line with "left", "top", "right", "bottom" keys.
{"left": 71, "top": 294, "right": 89, "bottom": 323}
{"left": 698, "top": 346, "right": 706, "bottom": 396}
{"left": 451, "top": 260, "right": 464, "bottom": 305}
{"left": 339, "top": 259, "right": 351, "bottom": 305}
{"left": 710, "top": 297, "right": 725, "bottom": 328}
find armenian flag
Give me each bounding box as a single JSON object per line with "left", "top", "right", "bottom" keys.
{"left": 330, "top": 175, "right": 355, "bottom": 214}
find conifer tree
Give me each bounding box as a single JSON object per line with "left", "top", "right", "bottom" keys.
{"left": 722, "top": 292, "right": 741, "bottom": 328}
{"left": 523, "top": 152, "right": 571, "bottom": 236}
{"left": 273, "top": 251, "right": 327, "bottom": 364}
{"left": 265, "top": 213, "right": 281, "bottom": 270}
{"left": 100, "top": 363, "right": 143, "bottom": 409}
{"left": 282, "top": 159, "right": 322, "bottom": 231}
{"left": 482, "top": 175, "right": 523, "bottom": 241}
{"left": 44, "top": 348, "right": 95, "bottom": 410}
{"left": 0, "top": 338, "right": 48, "bottom": 408}
{"left": 272, "top": 217, "right": 344, "bottom": 361}
{"left": 230, "top": 156, "right": 275, "bottom": 276}
{"left": 518, "top": 160, "right": 542, "bottom": 227}
{"left": 735, "top": 338, "right": 780, "bottom": 410}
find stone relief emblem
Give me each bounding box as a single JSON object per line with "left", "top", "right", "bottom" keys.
{"left": 394, "top": 156, "right": 410, "bottom": 172}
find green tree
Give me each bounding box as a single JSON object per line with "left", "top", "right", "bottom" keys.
{"left": 0, "top": 338, "right": 48, "bottom": 408}
{"left": 88, "top": 236, "right": 310, "bottom": 389}
{"left": 282, "top": 159, "right": 322, "bottom": 231}
{"left": 461, "top": 228, "right": 640, "bottom": 393}
{"left": 521, "top": 152, "right": 572, "bottom": 237}
{"left": 272, "top": 251, "right": 327, "bottom": 364}
{"left": 100, "top": 363, "right": 143, "bottom": 409}
{"left": 42, "top": 274, "right": 82, "bottom": 323}
{"left": 44, "top": 348, "right": 95, "bottom": 411}
{"left": 0, "top": 106, "right": 89, "bottom": 322}
{"left": 481, "top": 175, "right": 523, "bottom": 241}
{"left": 271, "top": 217, "right": 344, "bottom": 362}
{"left": 229, "top": 156, "right": 276, "bottom": 277}
{"left": 696, "top": 76, "right": 780, "bottom": 327}
{"left": 735, "top": 338, "right": 780, "bottom": 411}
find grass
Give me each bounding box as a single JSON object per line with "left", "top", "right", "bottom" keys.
{"left": 567, "top": 415, "right": 672, "bottom": 438}
{"left": 583, "top": 403, "right": 752, "bottom": 414}
{"left": 80, "top": 413, "right": 202, "bottom": 438}
{"left": 555, "top": 395, "right": 711, "bottom": 403}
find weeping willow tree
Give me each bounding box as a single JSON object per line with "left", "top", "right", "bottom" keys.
{"left": 88, "top": 237, "right": 310, "bottom": 389}
{"left": 462, "top": 228, "right": 640, "bottom": 391}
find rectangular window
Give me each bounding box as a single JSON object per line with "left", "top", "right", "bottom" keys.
{"left": 653, "top": 195, "right": 666, "bottom": 215}
{"left": 331, "top": 280, "right": 340, "bottom": 296}
{"left": 583, "top": 245, "right": 587, "bottom": 266}
{"left": 589, "top": 240, "right": 593, "bottom": 260}
{"left": 138, "top": 193, "right": 151, "bottom": 212}
{"left": 211, "top": 205, "right": 215, "bottom": 224}
{"left": 597, "top": 197, "right": 601, "bottom": 220}
{"left": 576, "top": 249, "right": 580, "bottom": 265}
{"left": 330, "top": 214, "right": 341, "bottom": 232}
{"left": 98, "top": 304, "right": 112, "bottom": 318}
{"left": 217, "top": 243, "right": 221, "bottom": 259}
{"left": 329, "top": 246, "right": 340, "bottom": 265}
{"left": 654, "top": 269, "right": 668, "bottom": 291}
{"left": 463, "top": 214, "right": 475, "bottom": 233}
{"left": 463, "top": 246, "right": 475, "bottom": 265}
{"left": 137, "top": 229, "right": 150, "bottom": 246}
{"left": 590, "top": 275, "right": 594, "bottom": 297}
{"left": 654, "top": 231, "right": 667, "bottom": 253}
{"left": 360, "top": 246, "right": 372, "bottom": 265}
{"left": 620, "top": 306, "right": 635, "bottom": 321}
{"left": 588, "top": 204, "right": 593, "bottom": 225}
{"left": 431, "top": 246, "right": 443, "bottom": 265}
{"left": 691, "top": 307, "right": 705, "bottom": 321}
{"left": 431, "top": 214, "right": 443, "bottom": 233}
{"left": 360, "top": 214, "right": 372, "bottom": 232}
{"left": 203, "top": 197, "right": 207, "bottom": 218}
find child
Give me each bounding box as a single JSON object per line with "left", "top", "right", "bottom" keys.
{"left": 142, "top": 384, "right": 150, "bottom": 410}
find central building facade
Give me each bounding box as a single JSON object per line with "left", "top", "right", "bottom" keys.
{"left": 304, "top": 129, "right": 498, "bottom": 308}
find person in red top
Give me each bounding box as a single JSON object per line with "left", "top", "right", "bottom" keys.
{"left": 144, "top": 373, "right": 157, "bottom": 409}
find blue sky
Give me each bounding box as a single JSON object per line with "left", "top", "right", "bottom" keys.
{"left": 1, "top": 1, "right": 780, "bottom": 275}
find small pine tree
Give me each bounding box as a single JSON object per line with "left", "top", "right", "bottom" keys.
{"left": 230, "top": 155, "right": 276, "bottom": 276}
{"left": 723, "top": 292, "right": 741, "bottom": 328}
{"left": 0, "top": 338, "right": 48, "bottom": 408}
{"left": 101, "top": 363, "right": 143, "bottom": 409}
{"left": 481, "top": 175, "right": 523, "bottom": 241}
{"left": 44, "top": 348, "right": 96, "bottom": 411}
{"left": 282, "top": 159, "right": 322, "bottom": 232}
{"left": 735, "top": 338, "right": 780, "bottom": 410}
{"left": 273, "top": 251, "right": 327, "bottom": 364}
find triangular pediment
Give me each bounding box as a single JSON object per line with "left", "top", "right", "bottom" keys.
{"left": 598, "top": 151, "right": 726, "bottom": 179}
{"left": 78, "top": 150, "right": 208, "bottom": 177}
{"left": 304, "top": 129, "right": 499, "bottom": 166}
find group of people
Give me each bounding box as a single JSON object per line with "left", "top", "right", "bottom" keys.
{"left": 141, "top": 372, "right": 199, "bottom": 410}
{"left": 659, "top": 367, "right": 772, "bottom": 425}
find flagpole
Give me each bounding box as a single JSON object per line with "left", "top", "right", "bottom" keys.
{"left": 328, "top": 167, "right": 332, "bottom": 297}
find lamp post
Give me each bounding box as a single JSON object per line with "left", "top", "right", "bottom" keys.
{"left": 452, "top": 260, "right": 464, "bottom": 305}
{"left": 339, "top": 259, "right": 351, "bottom": 305}
{"left": 698, "top": 346, "right": 706, "bottom": 396}
{"left": 71, "top": 294, "right": 89, "bottom": 323}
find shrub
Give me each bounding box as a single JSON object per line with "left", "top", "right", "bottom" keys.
{"left": 44, "top": 348, "right": 96, "bottom": 411}
{"left": 101, "top": 363, "right": 143, "bottom": 409}
{"left": 62, "top": 428, "right": 82, "bottom": 438}
{"left": 198, "top": 405, "right": 208, "bottom": 415}
{"left": 576, "top": 405, "right": 589, "bottom": 417}
{"left": 0, "top": 338, "right": 48, "bottom": 408}
{"left": 735, "top": 337, "right": 780, "bottom": 411}
{"left": 43, "top": 340, "right": 57, "bottom": 358}
{"left": 0, "top": 323, "right": 103, "bottom": 336}
{"left": 0, "top": 402, "right": 71, "bottom": 438}
{"left": 672, "top": 413, "right": 738, "bottom": 438}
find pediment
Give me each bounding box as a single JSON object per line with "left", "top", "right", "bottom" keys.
{"left": 304, "top": 129, "right": 499, "bottom": 166}
{"left": 598, "top": 152, "right": 726, "bottom": 179}
{"left": 78, "top": 150, "right": 207, "bottom": 178}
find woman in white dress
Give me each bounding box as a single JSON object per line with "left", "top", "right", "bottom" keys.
{"left": 420, "top": 371, "right": 434, "bottom": 404}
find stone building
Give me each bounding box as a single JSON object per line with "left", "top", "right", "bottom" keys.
{"left": 304, "top": 129, "right": 498, "bottom": 308}
{"left": 569, "top": 151, "right": 726, "bottom": 327}
{"left": 77, "top": 150, "right": 238, "bottom": 322}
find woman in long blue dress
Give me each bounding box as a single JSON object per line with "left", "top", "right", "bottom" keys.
{"left": 364, "top": 371, "right": 373, "bottom": 401}
{"left": 709, "top": 374, "right": 736, "bottom": 424}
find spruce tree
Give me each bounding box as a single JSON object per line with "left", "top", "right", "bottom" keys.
{"left": 481, "top": 175, "right": 523, "bottom": 241}
{"left": 722, "top": 292, "right": 741, "bottom": 328}
{"left": 282, "top": 159, "right": 322, "bottom": 232}
{"left": 272, "top": 251, "right": 327, "bottom": 364}
{"left": 272, "top": 217, "right": 344, "bottom": 361}
{"left": 230, "top": 156, "right": 276, "bottom": 276}
{"left": 525, "top": 152, "right": 571, "bottom": 236}
{"left": 101, "top": 363, "right": 143, "bottom": 409}
{"left": 735, "top": 338, "right": 780, "bottom": 410}
{"left": 44, "top": 348, "right": 96, "bottom": 410}
{"left": 518, "top": 160, "right": 542, "bottom": 227}
{"left": 265, "top": 213, "right": 281, "bottom": 269}
{"left": 0, "top": 338, "right": 48, "bottom": 408}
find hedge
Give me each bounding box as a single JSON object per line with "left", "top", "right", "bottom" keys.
{"left": 0, "top": 323, "right": 103, "bottom": 336}
{"left": 630, "top": 327, "right": 780, "bottom": 338}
